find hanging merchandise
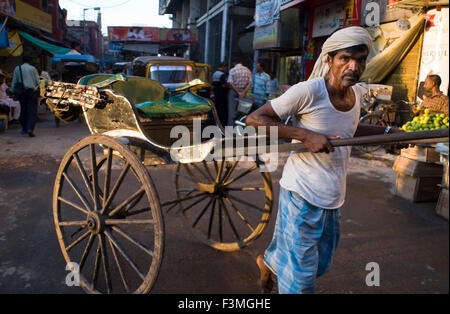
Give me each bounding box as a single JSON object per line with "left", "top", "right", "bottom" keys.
{"left": 360, "top": 13, "right": 425, "bottom": 83}
{"left": 0, "top": 29, "right": 22, "bottom": 57}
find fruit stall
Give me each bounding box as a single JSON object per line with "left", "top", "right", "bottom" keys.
{"left": 393, "top": 109, "right": 449, "bottom": 220}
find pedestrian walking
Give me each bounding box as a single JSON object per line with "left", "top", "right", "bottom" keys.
{"left": 227, "top": 59, "right": 252, "bottom": 126}
{"left": 10, "top": 56, "right": 40, "bottom": 137}
{"left": 252, "top": 62, "right": 270, "bottom": 108}
{"left": 212, "top": 62, "right": 229, "bottom": 126}
{"left": 246, "top": 26, "right": 403, "bottom": 294}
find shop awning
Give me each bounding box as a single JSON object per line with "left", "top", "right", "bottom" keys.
{"left": 18, "top": 31, "right": 70, "bottom": 55}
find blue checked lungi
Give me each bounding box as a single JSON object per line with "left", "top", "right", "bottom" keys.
{"left": 263, "top": 187, "right": 340, "bottom": 294}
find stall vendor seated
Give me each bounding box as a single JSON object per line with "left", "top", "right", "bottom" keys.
{"left": 413, "top": 75, "right": 449, "bottom": 116}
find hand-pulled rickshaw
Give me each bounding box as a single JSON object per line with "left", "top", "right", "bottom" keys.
{"left": 49, "top": 54, "right": 99, "bottom": 126}
{"left": 41, "top": 73, "right": 448, "bottom": 294}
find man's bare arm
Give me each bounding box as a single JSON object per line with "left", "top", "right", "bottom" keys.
{"left": 354, "top": 123, "right": 403, "bottom": 137}
{"left": 245, "top": 101, "right": 338, "bottom": 153}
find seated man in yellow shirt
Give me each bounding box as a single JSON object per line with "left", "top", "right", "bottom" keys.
{"left": 413, "top": 75, "right": 449, "bottom": 116}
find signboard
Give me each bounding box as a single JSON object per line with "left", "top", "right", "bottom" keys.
{"left": 253, "top": 20, "right": 280, "bottom": 49}
{"left": 14, "top": 0, "right": 52, "bottom": 33}
{"left": 108, "top": 42, "right": 123, "bottom": 52}
{"left": 255, "top": 0, "right": 281, "bottom": 27}
{"left": 158, "top": 28, "right": 198, "bottom": 44}
{"left": 0, "top": 0, "right": 15, "bottom": 16}
{"left": 108, "top": 26, "right": 159, "bottom": 42}
{"left": 312, "top": 1, "right": 345, "bottom": 38}
{"left": 279, "top": 7, "right": 299, "bottom": 49}
{"left": 417, "top": 7, "right": 449, "bottom": 97}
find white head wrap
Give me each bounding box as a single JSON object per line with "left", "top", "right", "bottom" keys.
{"left": 308, "top": 26, "right": 373, "bottom": 80}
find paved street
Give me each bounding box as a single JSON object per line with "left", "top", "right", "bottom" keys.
{"left": 0, "top": 112, "right": 448, "bottom": 294}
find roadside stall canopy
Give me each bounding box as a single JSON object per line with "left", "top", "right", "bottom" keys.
{"left": 361, "top": 13, "right": 425, "bottom": 83}
{"left": 18, "top": 31, "right": 70, "bottom": 55}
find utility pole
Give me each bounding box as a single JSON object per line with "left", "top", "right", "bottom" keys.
{"left": 82, "top": 7, "right": 101, "bottom": 54}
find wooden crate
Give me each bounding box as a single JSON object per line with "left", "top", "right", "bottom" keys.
{"left": 400, "top": 145, "right": 440, "bottom": 163}
{"left": 393, "top": 156, "right": 443, "bottom": 177}
{"left": 436, "top": 187, "right": 449, "bottom": 220}
{"left": 394, "top": 173, "right": 442, "bottom": 202}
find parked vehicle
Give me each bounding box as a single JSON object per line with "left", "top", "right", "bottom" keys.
{"left": 49, "top": 54, "right": 99, "bottom": 126}
{"left": 51, "top": 54, "right": 99, "bottom": 83}
{"left": 112, "top": 61, "right": 133, "bottom": 75}
{"left": 131, "top": 56, "right": 212, "bottom": 97}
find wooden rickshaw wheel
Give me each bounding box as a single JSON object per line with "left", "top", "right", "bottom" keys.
{"left": 53, "top": 135, "right": 164, "bottom": 294}
{"left": 358, "top": 114, "right": 387, "bottom": 153}
{"left": 174, "top": 157, "right": 273, "bottom": 252}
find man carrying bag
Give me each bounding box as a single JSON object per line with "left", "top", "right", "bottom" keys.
{"left": 11, "top": 56, "right": 40, "bottom": 137}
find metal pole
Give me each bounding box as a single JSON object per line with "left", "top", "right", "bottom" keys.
{"left": 205, "top": 0, "right": 211, "bottom": 64}
{"left": 220, "top": 0, "right": 230, "bottom": 62}
{"left": 83, "top": 8, "right": 87, "bottom": 52}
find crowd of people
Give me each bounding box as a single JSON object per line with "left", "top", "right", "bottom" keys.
{"left": 212, "top": 59, "right": 280, "bottom": 127}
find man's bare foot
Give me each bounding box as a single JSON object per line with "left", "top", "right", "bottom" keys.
{"left": 256, "top": 255, "right": 274, "bottom": 293}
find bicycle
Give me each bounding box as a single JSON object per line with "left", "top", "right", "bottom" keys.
{"left": 357, "top": 95, "right": 413, "bottom": 153}
{"left": 233, "top": 97, "right": 292, "bottom": 137}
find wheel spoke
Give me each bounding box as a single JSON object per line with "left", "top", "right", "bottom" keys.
{"left": 58, "top": 196, "right": 89, "bottom": 215}
{"left": 218, "top": 200, "right": 223, "bottom": 242}
{"left": 181, "top": 195, "right": 209, "bottom": 213}
{"left": 108, "top": 187, "right": 145, "bottom": 217}
{"left": 90, "top": 145, "right": 100, "bottom": 212}
{"left": 224, "top": 196, "right": 255, "bottom": 232}
{"left": 58, "top": 220, "right": 87, "bottom": 227}
{"left": 101, "top": 162, "right": 130, "bottom": 214}
{"left": 65, "top": 229, "right": 90, "bottom": 252}
{"left": 103, "top": 148, "right": 113, "bottom": 208}
{"left": 227, "top": 193, "right": 266, "bottom": 213}
{"left": 175, "top": 172, "right": 198, "bottom": 184}
{"left": 111, "top": 226, "right": 154, "bottom": 257}
{"left": 219, "top": 199, "right": 240, "bottom": 241}
{"left": 161, "top": 192, "right": 207, "bottom": 207}
{"left": 207, "top": 199, "right": 216, "bottom": 239}
{"left": 62, "top": 172, "right": 92, "bottom": 213}
{"left": 202, "top": 161, "right": 215, "bottom": 182}
{"left": 98, "top": 234, "right": 111, "bottom": 294}
{"left": 183, "top": 164, "right": 204, "bottom": 183}
{"left": 105, "top": 219, "right": 154, "bottom": 225}
{"left": 223, "top": 164, "right": 258, "bottom": 186}
{"left": 124, "top": 207, "right": 151, "bottom": 217}
{"left": 215, "top": 160, "right": 225, "bottom": 183}
{"left": 226, "top": 187, "right": 265, "bottom": 191}
{"left": 73, "top": 152, "right": 94, "bottom": 202}
{"left": 221, "top": 160, "right": 239, "bottom": 184}
{"left": 191, "top": 163, "right": 213, "bottom": 182}
{"left": 192, "top": 197, "right": 214, "bottom": 228}
{"left": 106, "top": 234, "right": 130, "bottom": 293}
{"left": 91, "top": 239, "right": 101, "bottom": 290}
{"left": 79, "top": 233, "right": 95, "bottom": 271}
{"left": 105, "top": 230, "right": 145, "bottom": 280}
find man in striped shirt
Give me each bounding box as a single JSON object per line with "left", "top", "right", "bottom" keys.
{"left": 227, "top": 59, "right": 252, "bottom": 125}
